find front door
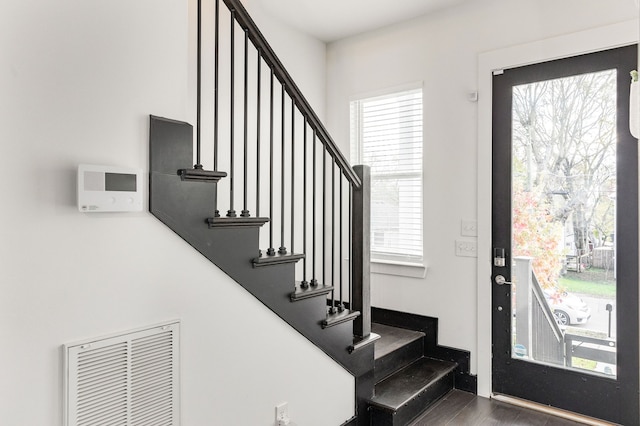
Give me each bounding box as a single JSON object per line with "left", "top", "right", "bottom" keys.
{"left": 491, "top": 45, "right": 639, "bottom": 424}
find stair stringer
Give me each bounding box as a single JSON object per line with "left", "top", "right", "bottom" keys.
{"left": 149, "top": 115, "right": 374, "bottom": 377}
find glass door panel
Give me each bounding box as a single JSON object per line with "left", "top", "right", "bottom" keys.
{"left": 510, "top": 69, "right": 617, "bottom": 377}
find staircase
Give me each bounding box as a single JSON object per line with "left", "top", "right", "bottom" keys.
{"left": 367, "top": 309, "right": 477, "bottom": 425}
{"left": 149, "top": 1, "right": 475, "bottom": 424}
{"left": 149, "top": 115, "right": 374, "bottom": 375}
{"left": 370, "top": 324, "right": 456, "bottom": 425}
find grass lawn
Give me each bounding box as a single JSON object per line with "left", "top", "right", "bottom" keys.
{"left": 572, "top": 357, "right": 597, "bottom": 371}
{"left": 558, "top": 268, "right": 616, "bottom": 297}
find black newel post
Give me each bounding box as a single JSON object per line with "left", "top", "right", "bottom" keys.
{"left": 352, "top": 165, "right": 371, "bottom": 340}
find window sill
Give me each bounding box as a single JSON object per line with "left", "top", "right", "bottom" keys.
{"left": 371, "top": 260, "right": 428, "bottom": 279}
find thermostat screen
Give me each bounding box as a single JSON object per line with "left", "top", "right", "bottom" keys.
{"left": 105, "top": 172, "right": 137, "bottom": 192}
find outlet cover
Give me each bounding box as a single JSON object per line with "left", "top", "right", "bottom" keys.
{"left": 455, "top": 240, "right": 477, "bottom": 257}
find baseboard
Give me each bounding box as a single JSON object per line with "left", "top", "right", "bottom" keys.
{"left": 371, "top": 307, "right": 478, "bottom": 394}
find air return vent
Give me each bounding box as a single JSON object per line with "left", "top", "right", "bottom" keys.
{"left": 63, "top": 321, "right": 180, "bottom": 426}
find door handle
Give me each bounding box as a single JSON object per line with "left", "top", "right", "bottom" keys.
{"left": 495, "top": 275, "right": 512, "bottom": 285}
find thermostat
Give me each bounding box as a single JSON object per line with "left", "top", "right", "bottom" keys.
{"left": 77, "top": 164, "right": 143, "bottom": 212}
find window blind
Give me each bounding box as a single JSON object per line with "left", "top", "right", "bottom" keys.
{"left": 350, "top": 88, "right": 423, "bottom": 262}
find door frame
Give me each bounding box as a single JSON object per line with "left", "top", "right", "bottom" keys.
{"left": 477, "top": 20, "right": 639, "bottom": 398}
{"left": 491, "top": 45, "right": 638, "bottom": 424}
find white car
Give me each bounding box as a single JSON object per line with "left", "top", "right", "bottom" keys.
{"left": 543, "top": 288, "right": 591, "bottom": 325}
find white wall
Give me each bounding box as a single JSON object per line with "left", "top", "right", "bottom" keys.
{"left": 242, "top": 0, "right": 327, "bottom": 120}
{"left": 0, "top": 1, "right": 353, "bottom": 425}
{"left": 325, "top": 0, "right": 638, "bottom": 383}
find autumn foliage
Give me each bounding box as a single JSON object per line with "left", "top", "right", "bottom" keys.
{"left": 512, "top": 184, "right": 564, "bottom": 289}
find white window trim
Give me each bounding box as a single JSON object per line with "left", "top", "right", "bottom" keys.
{"left": 371, "top": 259, "right": 428, "bottom": 278}
{"left": 348, "top": 81, "right": 425, "bottom": 103}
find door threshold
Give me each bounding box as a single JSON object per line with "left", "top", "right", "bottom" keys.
{"left": 491, "top": 394, "right": 617, "bottom": 426}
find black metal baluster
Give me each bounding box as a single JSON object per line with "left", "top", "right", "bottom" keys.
{"left": 301, "top": 120, "right": 309, "bottom": 289}
{"left": 349, "top": 183, "right": 352, "bottom": 309}
{"left": 255, "top": 51, "right": 261, "bottom": 217}
{"left": 241, "top": 29, "right": 250, "bottom": 217}
{"left": 194, "top": 0, "right": 203, "bottom": 170}
{"left": 339, "top": 173, "right": 344, "bottom": 312}
{"left": 279, "top": 86, "right": 287, "bottom": 255}
{"left": 290, "top": 100, "right": 295, "bottom": 254}
{"left": 311, "top": 132, "right": 318, "bottom": 287}
{"left": 323, "top": 146, "right": 327, "bottom": 294}
{"left": 227, "top": 11, "right": 236, "bottom": 218}
{"left": 178, "top": 0, "right": 228, "bottom": 184}
{"left": 213, "top": 0, "right": 221, "bottom": 217}
{"left": 267, "top": 69, "right": 275, "bottom": 256}
{"left": 330, "top": 159, "right": 337, "bottom": 314}
{"left": 214, "top": 0, "right": 220, "bottom": 170}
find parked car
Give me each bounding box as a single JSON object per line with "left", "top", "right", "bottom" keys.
{"left": 543, "top": 288, "right": 591, "bottom": 326}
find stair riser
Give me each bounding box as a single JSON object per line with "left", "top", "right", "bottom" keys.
{"left": 370, "top": 370, "right": 455, "bottom": 426}
{"left": 152, "top": 175, "right": 265, "bottom": 278}
{"left": 374, "top": 338, "right": 423, "bottom": 382}
{"left": 151, "top": 173, "right": 217, "bottom": 236}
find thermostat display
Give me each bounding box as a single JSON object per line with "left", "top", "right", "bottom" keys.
{"left": 104, "top": 172, "right": 137, "bottom": 192}
{"left": 77, "top": 164, "right": 143, "bottom": 212}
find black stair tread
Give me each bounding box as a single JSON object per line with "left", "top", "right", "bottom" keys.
{"left": 252, "top": 252, "right": 305, "bottom": 267}
{"left": 290, "top": 282, "right": 334, "bottom": 301}
{"left": 322, "top": 308, "right": 360, "bottom": 329}
{"left": 370, "top": 357, "right": 457, "bottom": 412}
{"left": 206, "top": 216, "right": 269, "bottom": 228}
{"left": 178, "top": 167, "right": 227, "bottom": 182}
{"left": 372, "top": 323, "right": 425, "bottom": 361}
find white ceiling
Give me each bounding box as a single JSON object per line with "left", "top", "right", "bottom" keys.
{"left": 258, "top": 0, "right": 471, "bottom": 42}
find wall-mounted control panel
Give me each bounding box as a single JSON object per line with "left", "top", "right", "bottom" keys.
{"left": 77, "top": 164, "right": 143, "bottom": 212}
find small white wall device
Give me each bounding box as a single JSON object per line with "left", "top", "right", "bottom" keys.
{"left": 77, "top": 164, "right": 143, "bottom": 212}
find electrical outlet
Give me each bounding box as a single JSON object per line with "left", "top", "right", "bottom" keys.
{"left": 455, "top": 240, "right": 477, "bottom": 257}
{"left": 276, "top": 402, "right": 289, "bottom": 424}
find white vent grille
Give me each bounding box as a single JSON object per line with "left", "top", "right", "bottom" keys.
{"left": 64, "top": 322, "right": 180, "bottom": 426}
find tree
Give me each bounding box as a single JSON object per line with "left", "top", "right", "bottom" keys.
{"left": 512, "top": 183, "right": 564, "bottom": 289}
{"left": 512, "top": 70, "right": 617, "bottom": 252}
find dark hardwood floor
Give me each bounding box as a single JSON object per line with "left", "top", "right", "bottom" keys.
{"left": 409, "top": 390, "right": 587, "bottom": 425}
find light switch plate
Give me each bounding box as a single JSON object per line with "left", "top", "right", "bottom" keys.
{"left": 461, "top": 220, "right": 477, "bottom": 237}
{"left": 456, "top": 240, "right": 477, "bottom": 257}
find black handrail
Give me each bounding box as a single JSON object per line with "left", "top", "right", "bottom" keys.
{"left": 222, "top": 0, "right": 361, "bottom": 189}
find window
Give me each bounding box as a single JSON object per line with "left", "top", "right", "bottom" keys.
{"left": 350, "top": 87, "right": 423, "bottom": 264}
